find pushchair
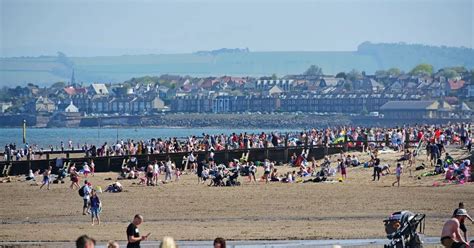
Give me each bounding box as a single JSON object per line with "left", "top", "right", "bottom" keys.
{"left": 383, "top": 211, "right": 425, "bottom": 248}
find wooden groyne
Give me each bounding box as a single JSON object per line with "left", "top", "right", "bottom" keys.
{"left": 0, "top": 144, "right": 354, "bottom": 176}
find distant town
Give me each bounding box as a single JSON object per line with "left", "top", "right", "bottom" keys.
{"left": 0, "top": 64, "right": 473, "bottom": 127}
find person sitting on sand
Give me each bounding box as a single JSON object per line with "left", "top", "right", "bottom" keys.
{"left": 351, "top": 155, "right": 360, "bottom": 167}
{"left": 440, "top": 209, "right": 471, "bottom": 247}
{"left": 105, "top": 182, "right": 123, "bottom": 193}
{"left": 283, "top": 171, "right": 294, "bottom": 183}
{"left": 270, "top": 168, "right": 280, "bottom": 182}
{"left": 26, "top": 169, "right": 38, "bottom": 182}
{"left": 201, "top": 168, "right": 210, "bottom": 183}
{"left": 381, "top": 164, "right": 391, "bottom": 176}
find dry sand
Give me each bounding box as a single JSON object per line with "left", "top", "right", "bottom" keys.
{"left": 0, "top": 146, "right": 472, "bottom": 245}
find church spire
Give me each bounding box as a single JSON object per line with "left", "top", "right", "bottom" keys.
{"left": 70, "top": 68, "right": 76, "bottom": 86}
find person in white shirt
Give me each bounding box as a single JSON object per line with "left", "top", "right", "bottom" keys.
{"left": 263, "top": 160, "right": 271, "bottom": 183}
{"left": 153, "top": 160, "right": 160, "bottom": 185}
{"left": 165, "top": 158, "right": 173, "bottom": 182}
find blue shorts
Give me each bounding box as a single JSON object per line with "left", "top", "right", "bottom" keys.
{"left": 43, "top": 176, "right": 50, "bottom": 184}
{"left": 91, "top": 208, "right": 100, "bottom": 217}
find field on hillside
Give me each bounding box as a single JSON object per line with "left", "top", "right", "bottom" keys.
{"left": 2, "top": 42, "right": 473, "bottom": 85}
{"left": 1, "top": 52, "right": 378, "bottom": 85}
{"left": 0, "top": 146, "right": 472, "bottom": 245}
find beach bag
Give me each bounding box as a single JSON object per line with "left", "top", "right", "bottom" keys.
{"left": 78, "top": 185, "right": 85, "bottom": 197}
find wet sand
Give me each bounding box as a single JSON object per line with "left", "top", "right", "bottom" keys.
{"left": 0, "top": 146, "right": 472, "bottom": 245}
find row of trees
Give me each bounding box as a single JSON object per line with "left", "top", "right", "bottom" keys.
{"left": 302, "top": 64, "right": 473, "bottom": 80}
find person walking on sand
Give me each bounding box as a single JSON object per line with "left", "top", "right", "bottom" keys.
{"left": 70, "top": 164, "right": 80, "bottom": 190}
{"left": 82, "top": 180, "right": 92, "bottom": 215}
{"left": 90, "top": 159, "right": 95, "bottom": 177}
{"left": 248, "top": 162, "right": 257, "bottom": 184}
{"left": 40, "top": 166, "right": 52, "bottom": 190}
{"left": 126, "top": 214, "right": 150, "bottom": 248}
{"left": 372, "top": 156, "right": 381, "bottom": 181}
{"left": 392, "top": 163, "right": 403, "bottom": 187}
{"left": 441, "top": 209, "right": 472, "bottom": 247}
{"left": 90, "top": 189, "right": 101, "bottom": 225}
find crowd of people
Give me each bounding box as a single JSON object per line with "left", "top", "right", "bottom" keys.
{"left": 22, "top": 122, "right": 472, "bottom": 191}
{"left": 7, "top": 123, "right": 474, "bottom": 248}
{"left": 3, "top": 123, "right": 472, "bottom": 162}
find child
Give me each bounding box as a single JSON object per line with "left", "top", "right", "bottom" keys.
{"left": 83, "top": 162, "right": 91, "bottom": 178}
{"left": 90, "top": 159, "right": 95, "bottom": 177}
{"left": 340, "top": 159, "right": 347, "bottom": 179}
{"left": 40, "top": 166, "right": 52, "bottom": 190}
{"left": 175, "top": 168, "right": 181, "bottom": 182}
{"left": 90, "top": 189, "right": 101, "bottom": 225}
{"left": 392, "top": 163, "right": 403, "bottom": 187}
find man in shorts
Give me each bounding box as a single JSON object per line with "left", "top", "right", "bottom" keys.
{"left": 441, "top": 208, "right": 471, "bottom": 247}
{"left": 263, "top": 159, "right": 271, "bottom": 183}
{"left": 40, "top": 166, "right": 52, "bottom": 190}
{"left": 145, "top": 163, "right": 153, "bottom": 186}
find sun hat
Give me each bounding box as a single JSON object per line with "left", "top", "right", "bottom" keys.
{"left": 454, "top": 208, "right": 473, "bottom": 221}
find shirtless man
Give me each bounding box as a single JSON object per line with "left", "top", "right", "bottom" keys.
{"left": 145, "top": 163, "right": 153, "bottom": 186}
{"left": 441, "top": 209, "right": 471, "bottom": 248}
{"left": 40, "top": 166, "right": 52, "bottom": 190}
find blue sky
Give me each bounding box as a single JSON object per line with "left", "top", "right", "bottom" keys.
{"left": 1, "top": 0, "right": 472, "bottom": 57}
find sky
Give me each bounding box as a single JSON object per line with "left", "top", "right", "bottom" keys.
{"left": 0, "top": 0, "right": 473, "bottom": 57}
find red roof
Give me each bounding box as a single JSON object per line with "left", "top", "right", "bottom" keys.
{"left": 448, "top": 80, "right": 465, "bottom": 90}
{"left": 64, "top": 87, "right": 88, "bottom": 95}
{"left": 64, "top": 87, "right": 76, "bottom": 95}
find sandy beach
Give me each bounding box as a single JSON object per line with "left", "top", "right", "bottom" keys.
{"left": 0, "top": 146, "right": 472, "bottom": 246}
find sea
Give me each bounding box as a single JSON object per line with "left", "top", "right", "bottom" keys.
{"left": 0, "top": 127, "right": 299, "bottom": 148}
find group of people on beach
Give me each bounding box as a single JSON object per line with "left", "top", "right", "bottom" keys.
{"left": 25, "top": 122, "right": 472, "bottom": 191}
{"left": 4, "top": 123, "right": 472, "bottom": 162}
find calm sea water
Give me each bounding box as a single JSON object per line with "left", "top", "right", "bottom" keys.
{"left": 0, "top": 127, "right": 298, "bottom": 148}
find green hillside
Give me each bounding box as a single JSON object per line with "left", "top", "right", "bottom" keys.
{"left": 1, "top": 42, "right": 473, "bottom": 86}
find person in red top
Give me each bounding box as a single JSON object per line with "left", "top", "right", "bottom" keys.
{"left": 435, "top": 129, "right": 441, "bottom": 140}
{"left": 417, "top": 131, "right": 424, "bottom": 141}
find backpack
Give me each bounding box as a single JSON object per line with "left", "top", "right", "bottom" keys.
{"left": 78, "top": 185, "right": 85, "bottom": 197}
